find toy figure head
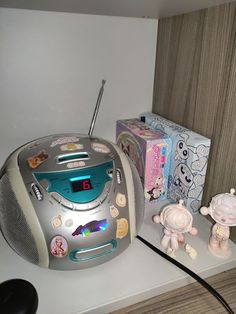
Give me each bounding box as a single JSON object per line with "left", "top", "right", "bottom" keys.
{"left": 201, "top": 189, "right": 236, "bottom": 226}
{"left": 154, "top": 200, "right": 197, "bottom": 234}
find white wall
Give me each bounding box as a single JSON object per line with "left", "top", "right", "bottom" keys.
{"left": 0, "top": 8, "right": 157, "bottom": 166}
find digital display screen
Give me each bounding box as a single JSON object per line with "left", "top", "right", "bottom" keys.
{"left": 70, "top": 178, "right": 93, "bottom": 193}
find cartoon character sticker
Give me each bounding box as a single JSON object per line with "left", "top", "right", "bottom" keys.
{"left": 60, "top": 143, "right": 84, "bottom": 151}
{"left": 91, "top": 142, "right": 111, "bottom": 154}
{"left": 110, "top": 205, "right": 119, "bottom": 218}
{"left": 50, "top": 137, "right": 80, "bottom": 148}
{"left": 67, "top": 161, "right": 86, "bottom": 169}
{"left": 27, "top": 150, "right": 48, "bottom": 169}
{"left": 50, "top": 236, "right": 68, "bottom": 258}
{"left": 52, "top": 215, "right": 62, "bottom": 229}
{"left": 116, "top": 193, "right": 127, "bottom": 208}
{"left": 116, "top": 218, "right": 129, "bottom": 239}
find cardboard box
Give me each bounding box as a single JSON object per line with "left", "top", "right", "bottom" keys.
{"left": 140, "top": 112, "right": 211, "bottom": 214}
{"left": 116, "top": 119, "right": 172, "bottom": 203}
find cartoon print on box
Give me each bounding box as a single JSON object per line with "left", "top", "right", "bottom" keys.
{"left": 117, "top": 131, "right": 144, "bottom": 183}
{"left": 200, "top": 189, "right": 236, "bottom": 258}
{"left": 168, "top": 133, "right": 210, "bottom": 213}
{"left": 175, "top": 133, "right": 209, "bottom": 172}
{"left": 145, "top": 144, "right": 167, "bottom": 201}
{"left": 124, "top": 120, "right": 158, "bottom": 139}
{"left": 116, "top": 119, "right": 172, "bottom": 203}
{"left": 145, "top": 175, "right": 165, "bottom": 201}
{"left": 169, "top": 163, "right": 205, "bottom": 211}
{"left": 139, "top": 113, "right": 211, "bottom": 214}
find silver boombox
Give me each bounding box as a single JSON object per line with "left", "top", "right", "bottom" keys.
{"left": 0, "top": 81, "right": 144, "bottom": 270}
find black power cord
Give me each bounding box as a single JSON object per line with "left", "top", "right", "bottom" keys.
{"left": 136, "top": 235, "right": 234, "bottom": 314}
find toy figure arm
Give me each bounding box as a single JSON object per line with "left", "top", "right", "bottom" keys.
{"left": 200, "top": 206, "right": 209, "bottom": 216}
{"left": 152, "top": 215, "right": 161, "bottom": 224}
{"left": 189, "top": 227, "right": 198, "bottom": 236}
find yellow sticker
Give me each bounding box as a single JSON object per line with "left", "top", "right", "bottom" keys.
{"left": 110, "top": 205, "right": 119, "bottom": 218}
{"left": 52, "top": 215, "right": 62, "bottom": 228}
{"left": 91, "top": 142, "right": 111, "bottom": 154}
{"left": 67, "top": 161, "right": 86, "bottom": 168}
{"left": 60, "top": 143, "right": 84, "bottom": 151}
{"left": 116, "top": 193, "right": 127, "bottom": 208}
{"left": 116, "top": 218, "right": 129, "bottom": 239}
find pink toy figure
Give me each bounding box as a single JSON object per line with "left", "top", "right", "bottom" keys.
{"left": 153, "top": 200, "right": 198, "bottom": 257}
{"left": 200, "top": 188, "right": 236, "bottom": 258}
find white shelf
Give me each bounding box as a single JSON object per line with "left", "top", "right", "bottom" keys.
{"left": 0, "top": 200, "right": 236, "bottom": 314}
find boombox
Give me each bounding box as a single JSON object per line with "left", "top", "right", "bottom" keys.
{"left": 0, "top": 134, "right": 143, "bottom": 270}
{"left": 0, "top": 81, "right": 144, "bottom": 270}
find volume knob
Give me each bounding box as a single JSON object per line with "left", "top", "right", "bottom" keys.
{"left": 31, "top": 183, "right": 43, "bottom": 201}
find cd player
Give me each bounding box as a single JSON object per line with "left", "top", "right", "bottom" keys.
{"left": 0, "top": 81, "right": 144, "bottom": 270}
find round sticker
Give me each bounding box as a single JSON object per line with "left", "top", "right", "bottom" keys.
{"left": 65, "top": 219, "right": 74, "bottom": 228}
{"left": 50, "top": 236, "right": 68, "bottom": 258}
{"left": 91, "top": 142, "right": 111, "bottom": 154}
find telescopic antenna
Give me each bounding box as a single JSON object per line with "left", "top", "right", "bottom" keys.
{"left": 88, "top": 80, "right": 106, "bottom": 136}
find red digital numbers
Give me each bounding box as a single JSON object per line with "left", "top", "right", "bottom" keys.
{"left": 83, "top": 179, "right": 91, "bottom": 190}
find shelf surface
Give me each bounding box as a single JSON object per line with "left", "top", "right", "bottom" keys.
{"left": 0, "top": 200, "right": 236, "bottom": 314}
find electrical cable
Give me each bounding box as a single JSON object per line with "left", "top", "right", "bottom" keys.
{"left": 136, "top": 235, "right": 234, "bottom": 314}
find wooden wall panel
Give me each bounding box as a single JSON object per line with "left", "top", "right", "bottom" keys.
{"left": 153, "top": 2, "right": 236, "bottom": 205}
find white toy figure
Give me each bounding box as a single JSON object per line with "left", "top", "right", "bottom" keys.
{"left": 185, "top": 243, "right": 198, "bottom": 259}
{"left": 200, "top": 188, "right": 236, "bottom": 258}
{"left": 153, "top": 200, "right": 198, "bottom": 257}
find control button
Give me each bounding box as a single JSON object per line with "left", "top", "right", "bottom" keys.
{"left": 107, "top": 169, "right": 113, "bottom": 178}
{"left": 39, "top": 179, "right": 50, "bottom": 190}
{"left": 61, "top": 199, "right": 74, "bottom": 210}
{"left": 31, "top": 183, "right": 43, "bottom": 201}
{"left": 116, "top": 169, "right": 122, "bottom": 184}
{"left": 50, "top": 192, "right": 62, "bottom": 203}
{"left": 99, "top": 181, "right": 112, "bottom": 204}
{"left": 116, "top": 193, "right": 127, "bottom": 208}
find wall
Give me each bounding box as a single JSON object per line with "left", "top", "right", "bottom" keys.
{"left": 0, "top": 8, "right": 157, "bottom": 166}
{"left": 152, "top": 2, "right": 236, "bottom": 239}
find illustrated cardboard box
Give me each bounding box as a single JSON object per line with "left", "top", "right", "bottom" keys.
{"left": 116, "top": 119, "right": 172, "bottom": 203}
{"left": 140, "top": 112, "right": 211, "bottom": 214}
